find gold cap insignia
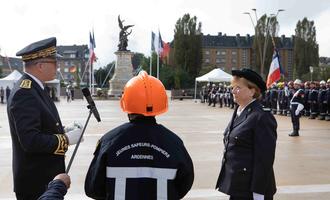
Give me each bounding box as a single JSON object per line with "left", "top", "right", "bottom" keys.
{"left": 20, "top": 79, "right": 32, "bottom": 89}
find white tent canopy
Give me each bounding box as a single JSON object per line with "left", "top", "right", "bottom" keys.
{"left": 194, "top": 68, "right": 232, "bottom": 99}
{"left": 0, "top": 70, "right": 61, "bottom": 100}
{"left": 0, "top": 70, "right": 22, "bottom": 89}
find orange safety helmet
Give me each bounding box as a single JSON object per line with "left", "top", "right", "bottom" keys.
{"left": 120, "top": 71, "right": 168, "bottom": 116}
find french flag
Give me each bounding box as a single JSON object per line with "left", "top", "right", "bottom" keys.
{"left": 89, "top": 31, "right": 96, "bottom": 63}
{"left": 266, "top": 49, "right": 282, "bottom": 88}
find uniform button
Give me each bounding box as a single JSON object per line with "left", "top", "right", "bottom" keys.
{"left": 235, "top": 136, "right": 238, "bottom": 140}
{"left": 243, "top": 168, "right": 247, "bottom": 171}
{"left": 56, "top": 122, "right": 59, "bottom": 126}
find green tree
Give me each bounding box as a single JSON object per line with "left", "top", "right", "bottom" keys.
{"left": 174, "top": 13, "right": 202, "bottom": 87}
{"left": 293, "top": 17, "right": 319, "bottom": 79}
{"left": 94, "top": 61, "right": 115, "bottom": 88}
{"left": 253, "top": 14, "right": 279, "bottom": 78}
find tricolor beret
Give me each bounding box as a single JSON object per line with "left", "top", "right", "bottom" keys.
{"left": 232, "top": 68, "right": 267, "bottom": 93}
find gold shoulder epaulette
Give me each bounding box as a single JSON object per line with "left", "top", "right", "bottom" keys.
{"left": 20, "top": 79, "right": 32, "bottom": 89}
{"left": 54, "top": 134, "right": 68, "bottom": 155}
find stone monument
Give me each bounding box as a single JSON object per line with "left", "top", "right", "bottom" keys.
{"left": 108, "top": 15, "right": 134, "bottom": 97}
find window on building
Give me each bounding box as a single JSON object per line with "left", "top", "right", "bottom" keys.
{"left": 64, "top": 68, "right": 69, "bottom": 72}
{"left": 216, "top": 59, "right": 220, "bottom": 63}
{"left": 232, "top": 59, "right": 237, "bottom": 63}
{"left": 216, "top": 51, "right": 221, "bottom": 55}
{"left": 205, "top": 50, "right": 210, "bottom": 55}
{"left": 69, "top": 54, "right": 76, "bottom": 58}
{"left": 221, "top": 51, "right": 226, "bottom": 55}
{"left": 65, "top": 61, "right": 69, "bottom": 66}
{"left": 205, "top": 58, "right": 210, "bottom": 63}
{"left": 232, "top": 51, "right": 237, "bottom": 55}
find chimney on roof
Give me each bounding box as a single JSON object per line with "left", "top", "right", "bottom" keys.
{"left": 236, "top": 34, "right": 240, "bottom": 37}
{"left": 218, "top": 32, "right": 222, "bottom": 36}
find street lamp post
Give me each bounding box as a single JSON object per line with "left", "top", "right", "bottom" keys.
{"left": 309, "top": 66, "right": 313, "bottom": 81}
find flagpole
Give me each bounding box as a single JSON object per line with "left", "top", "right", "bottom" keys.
{"left": 89, "top": 60, "right": 92, "bottom": 95}
{"left": 157, "top": 53, "right": 159, "bottom": 79}
{"left": 149, "top": 52, "right": 152, "bottom": 76}
{"left": 91, "top": 62, "right": 94, "bottom": 95}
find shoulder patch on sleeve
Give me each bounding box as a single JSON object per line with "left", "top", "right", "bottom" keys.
{"left": 20, "top": 79, "right": 32, "bottom": 89}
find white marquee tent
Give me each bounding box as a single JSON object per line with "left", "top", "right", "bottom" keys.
{"left": 194, "top": 68, "right": 232, "bottom": 99}
{"left": 0, "top": 70, "right": 61, "bottom": 100}
{"left": 0, "top": 70, "right": 22, "bottom": 89}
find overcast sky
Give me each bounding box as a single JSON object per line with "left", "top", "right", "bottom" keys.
{"left": 0, "top": 0, "right": 329, "bottom": 69}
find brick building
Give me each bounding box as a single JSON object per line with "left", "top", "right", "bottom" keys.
{"left": 56, "top": 45, "right": 89, "bottom": 84}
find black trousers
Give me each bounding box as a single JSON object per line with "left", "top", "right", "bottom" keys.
{"left": 229, "top": 195, "right": 273, "bottom": 200}
{"left": 16, "top": 192, "right": 43, "bottom": 200}
{"left": 290, "top": 104, "right": 300, "bottom": 131}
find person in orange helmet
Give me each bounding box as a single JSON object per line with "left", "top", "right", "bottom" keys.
{"left": 85, "top": 71, "right": 194, "bottom": 200}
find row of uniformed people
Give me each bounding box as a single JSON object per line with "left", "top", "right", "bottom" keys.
{"left": 261, "top": 79, "right": 330, "bottom": 121}
{"left": 200, "top": 83, "right": 236, "bottom": 109}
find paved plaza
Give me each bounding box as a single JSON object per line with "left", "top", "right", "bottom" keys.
{"left": 0, "top": 97, "right": 330, "bottom": 199}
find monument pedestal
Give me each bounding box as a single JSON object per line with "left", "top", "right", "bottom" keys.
{"left": 108, "top": 51, "right": 134, "bottom": 97}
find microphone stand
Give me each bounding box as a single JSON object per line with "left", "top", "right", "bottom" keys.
{"left": 65, "top": 105, "right": 94, "bottom": 173}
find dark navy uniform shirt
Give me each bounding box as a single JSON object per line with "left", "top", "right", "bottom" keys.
{"left": 85, "top": 117, "right": 194, "bottom": 200}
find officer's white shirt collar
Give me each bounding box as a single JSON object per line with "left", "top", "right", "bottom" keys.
{"left": 24, "top": 72, "right": 44, "bottom": 90}
{"left": 236, "top": 99, "right": 256, "bottom": 117}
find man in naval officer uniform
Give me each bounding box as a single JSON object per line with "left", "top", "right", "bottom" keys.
{"left": 85, "top": 71, "right": 194, "bottom": 200}
{"left": 7, "top": 37, "right": 82, "bottom": 200}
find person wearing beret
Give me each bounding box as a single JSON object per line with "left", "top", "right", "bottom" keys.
{"left": 7, "top": 37, "right": 83, "bottom": 200}
{"left": 216, "top": 68, "right": 277, "bottom": 200}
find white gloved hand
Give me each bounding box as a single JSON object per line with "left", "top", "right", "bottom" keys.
{"left": 64, "top": 121, "right": 83, "bottom": 132}
{"left": 295, "top": 109, "right": 300, "bottom": 116}
{"left": 65, "top": 128, "right": 83, "bottom": 145}
{"left": 253, "top": 192, "right": 264, "bottom": 200}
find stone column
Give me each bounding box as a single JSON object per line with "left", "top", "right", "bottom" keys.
{"left": 108, "top": 51, "right": 134, "bottom": 96}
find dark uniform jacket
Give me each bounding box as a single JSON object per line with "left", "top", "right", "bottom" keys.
{"left": 7, "top": 73, "right": 67, "bottom": 195}
{"left": 216, "top": 100, "right": 277, "bottom": 197}
{"left": 85, "top": 117, "right": 194, "bottom": 200}
{"left": 37, "top": 180, "right": 67, "bottom": 200}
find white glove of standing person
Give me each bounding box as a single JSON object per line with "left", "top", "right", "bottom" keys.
{"left": 65, "top": 128, "right": 83, "bottom": 145}
{"left": 295, "top": 103, "right": 304, "bottom": 116}
{"left": 64, "top": 121, "right": 83, "bottom": 132}
{"left": 253, "top": 192, "right": 264, "bottom": 200}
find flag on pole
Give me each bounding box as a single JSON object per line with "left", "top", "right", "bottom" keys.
{"left": 160, "top": 41, "right": 170, "bottom": 60}
{"left": 266, "top": 49, "right": 282, "bottom": 88}
{"left": 151, "top": 31, "right": 156, "bottom": 52}
{"left": 151, "top": 31, "right": 163, "bottom": 55}
{"left": 89, "top": 31, "right": 96, "bottom": 63}
{"left": 157, "top": 31, "right": 163, "bottom": 55}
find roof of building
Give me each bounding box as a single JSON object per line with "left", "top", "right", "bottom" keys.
{"left": 0, "top": 56, "right": 23, "bottom": 68}
{"left": 202, "top": 33, "right": 294, "bottom": 49}
{"left": 57, "top": 45, "right": 88, "bottom": 59}
{"left": 202, "top": 33, "right": 253, "bottom": 48}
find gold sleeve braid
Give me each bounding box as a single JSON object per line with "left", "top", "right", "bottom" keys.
{"left": 54, "top": 134, "right": 68, "bottom": 155}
